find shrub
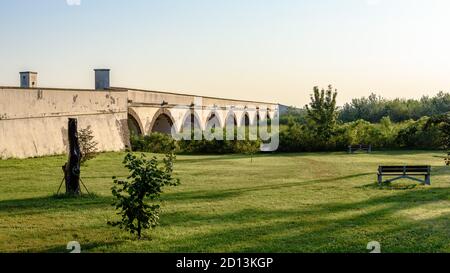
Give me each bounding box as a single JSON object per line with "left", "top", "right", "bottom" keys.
{"left": 130, "top": 132, "right": 178, "bottom": 154}
{"left": 277, "top": 116, "right": 444, "bottom": 152}
{"left": 78, "top": 126, "right": 99, "bottom": 164}
{"left": 132, "top": 130, "right": 261, "bottom": 155}
{"left": 395, "top": 117, "right": 443, "bottom": 149}
{"left": 108, "top": 152, "right": 180, "bottom": 239}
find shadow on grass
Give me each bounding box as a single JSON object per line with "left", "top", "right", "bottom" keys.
{"left": 358, "top": 182, "right": 420, "bottom": 191}
{"left": 0, "top": 194, "right": 112, "bottom": 213}
{"left": 29, "top": 241, "right": 124, "bottom": 253}
{"left": 364, "top": 150, "right": 440, "bottom": 156}
{"left": 176, "top": 154, "right": 275, "bottom": 164}
{"left": 176, "top": 151, "right": 375, "bottom": 164}
{"left": 160, "top": 187, "right": 450, "bottom": 252}
{"left": 163, "top": 172, "right": 373, "bottom": 202}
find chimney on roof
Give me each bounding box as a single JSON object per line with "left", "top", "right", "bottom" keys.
{"left": 20, "top": 71, "right": 38, "bottom": 88}
{"left": 94, "top": 69, "right": 110, "bottom": 90}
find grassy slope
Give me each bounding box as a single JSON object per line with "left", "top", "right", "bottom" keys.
{"left": 0, "top": 151, "right": 449, "bottom": 253}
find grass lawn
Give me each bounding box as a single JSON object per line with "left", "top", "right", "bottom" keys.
{"left": 0, "top": 151, "right": 449, "bottom": 253}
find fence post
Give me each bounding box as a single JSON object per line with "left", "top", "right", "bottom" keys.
{"left": 378, "top": 167, "right": 383, "bottom": 185}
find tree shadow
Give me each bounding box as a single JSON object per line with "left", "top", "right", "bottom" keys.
{"left": 163, "top": 172, "right": 373, "bottom": 202}
{"left": 0, "top": 194, "right": 112, "bottom": 214}
{"left": 365, "top": 150, "right": 439, "bottom": 156}
{"left": 158, "top": 187, "right": 450, "bottom": 252}
{"left": 358, "top": 182, "right": 420, "bottom": 191}
{"left": 176, "top": 154, "right": 274, "bottom": 164}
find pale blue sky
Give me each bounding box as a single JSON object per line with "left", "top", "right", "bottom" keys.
{"left": 1, "top": 0, "right": 449, "bottom": 106}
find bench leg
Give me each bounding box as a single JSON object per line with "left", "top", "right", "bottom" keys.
{"left": 378, "top": 174, "right": 383, "bottom": 185}
{"left": 425, "top": 175, "right": 431, "bottom": 186}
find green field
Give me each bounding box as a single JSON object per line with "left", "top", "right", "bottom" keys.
{"left": 0, "top": 151, "right": 449, "bottom": 253}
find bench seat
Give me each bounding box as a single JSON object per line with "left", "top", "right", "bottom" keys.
{"left": 378, "top": 165, "right": 431, "bottom": 185}
{"left": 348, "top": 144, "right": 372, "bottom": 154}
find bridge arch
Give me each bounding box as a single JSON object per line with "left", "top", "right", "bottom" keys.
{"left": 128, "top": 108, "right": 144, "bottom": 136}
{"left": 256, "top": 109, "right": 271, "bottom": 122}
{"left": 241, "top": 112, "right": 250, "bottom": 127}
{"left": 181, "top": 110, "right": 203, "bottom": 133}
{"left": 225, "top": 111, "right": 237, "bottom": 128}
{"left": 149, "top": 108, "right": 175, "bottom": 134}
{"left": 205, "top": 111, "right": 223, "bottom": 130}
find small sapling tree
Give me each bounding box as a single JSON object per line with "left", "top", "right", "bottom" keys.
{"left": 108, "top": 152, "right": 180, "bottom": 239}
{"left": 78, "top": 126, "right": 99, "bottom": 164}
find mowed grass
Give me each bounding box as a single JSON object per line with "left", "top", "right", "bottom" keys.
{"left": 0, "top": 151, "right": 449, "bottom": 253}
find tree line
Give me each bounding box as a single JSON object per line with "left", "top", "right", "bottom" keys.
{"left": 339, "top": 91, "right": 450, "bottom": 123}
{"left": 279, "top": 86, "right": 450, "bottom": 152}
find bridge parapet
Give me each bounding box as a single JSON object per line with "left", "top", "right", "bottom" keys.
{"left": 125, "top": 88, "right": 278, "bottom": 135}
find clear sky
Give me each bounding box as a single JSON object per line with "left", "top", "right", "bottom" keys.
{"left": 0, "top": 0, "right": 449, "bottom": 107}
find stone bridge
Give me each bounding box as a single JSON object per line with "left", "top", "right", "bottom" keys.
{"left": 125, "top": 88, "right": 278, "bottom": 137}
{"left": 0, "top": 70, "right": 279, "bottom": 159}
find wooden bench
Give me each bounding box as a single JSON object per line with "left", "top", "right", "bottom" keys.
{"left": 348, "top": 144, "right": 372, "bottom": 154}
{"left": 378, "top": 166, "right": 431, "bottom": 186}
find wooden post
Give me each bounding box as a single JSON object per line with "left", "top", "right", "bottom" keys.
{"left": 425, "top": 166, "right": 431, "bottom": 185}
{"left": 64, "top": 118, "right": 82, "bottom": 196}
{"left": 377, "top": 167, "right": 383, "bottom": 185}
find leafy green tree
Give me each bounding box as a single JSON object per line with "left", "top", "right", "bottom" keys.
{"left": 108, "top": 152, "right": 180, "bottom": 239}
{"left": 279, "top": 107, "right": 307, "bottom": 125}
{"left": 78, "top": 126, "right": 99, "bottom": 164}
{"left": 305, "top": 85, "right": 338, "bottom": 141}
{"left": 426, "top": 113, "right": 450, "bottom": 150}
{"left": 396, "top": 117, "right": 442, "bottom": 149}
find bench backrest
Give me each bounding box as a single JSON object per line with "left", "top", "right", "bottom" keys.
{"left": 379, "top": 166, "right": 430, "bottom": 174}
{"left": 349, "top": 144, "right": 371, "bottom": 149}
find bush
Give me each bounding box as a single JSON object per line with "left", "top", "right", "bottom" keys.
{"left": 179, "top": 135, "right": 261, "bottom": 155}
{"left": 108, "top": 152, "right": 180, "bottom": 239}
{"left": 130, "top": 133, "right": 178, "bottom": 154}
{"left": 132, "top": 130, "right": 261, "bottom": 155}
{"left": 78, "top": 126, "right": 99, "bottom": 164}
{"left": 277, "top": 115, "right": 444, "bottom": 152}
{"left": 395, "top": 117, "right": 443, "bottom": 149}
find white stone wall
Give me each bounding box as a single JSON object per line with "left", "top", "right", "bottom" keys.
{"left": 0, "top": 88, "right": 129, "bottom": 159}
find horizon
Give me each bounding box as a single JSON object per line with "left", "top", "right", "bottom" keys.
{"left": 1, "top": 0, "right": 449, "bottom": 107}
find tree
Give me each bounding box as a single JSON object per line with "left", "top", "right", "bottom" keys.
{"left": 108, "top": 152, "right": 180, "bottom": 239}
{"left": 426, "top": 113, "right": 450, "bottom": 150}
{"left": 64, "top": 118, "right": 82, "bottom": 196}
{"left": 305, "top": 85, "right": 338, "bottom": 141}
{"left": 78, "top": 126, "right": 98, "bottom": 164}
